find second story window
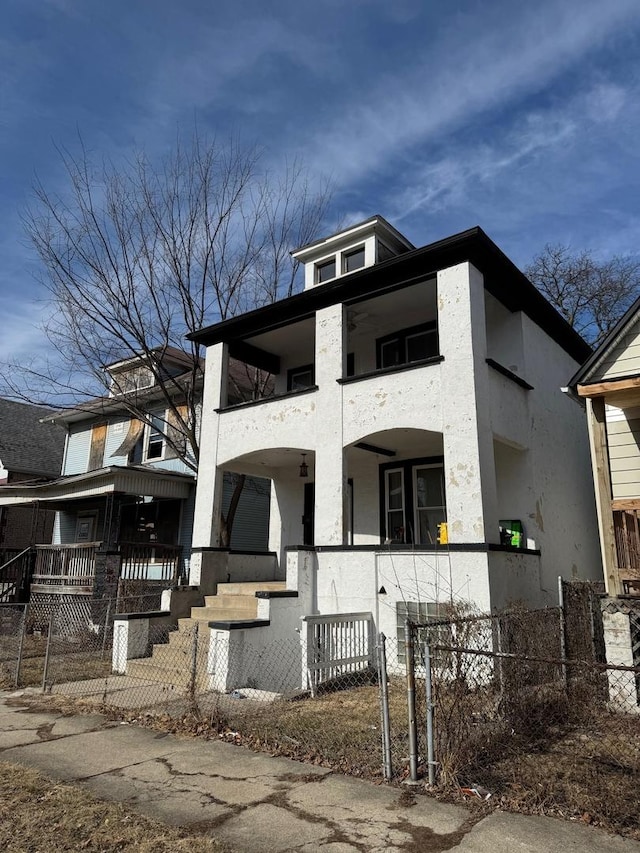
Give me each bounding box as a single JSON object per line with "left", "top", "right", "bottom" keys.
{"left": 287, "top": 364, "right": 315, "bottom": 392}
{"left": 145, "top": 416, "right": 165, "bottom": 461}
{"left": 376, "top": 322, "right": 438, "bottom": 370}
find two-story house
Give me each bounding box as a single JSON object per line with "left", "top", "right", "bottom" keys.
{"left": 0, "top": 348, "right": 270, "bottom": 607}
{"left": 186, "top": 216, "right": 602, "bottom": 648}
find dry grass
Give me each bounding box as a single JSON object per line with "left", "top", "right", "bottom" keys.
{"left": 0, "top": 761, "right": 227, "bottom": 852}
{"left": 0, "top": 635, "right": 112, "bottom": 690}
{"left": 6, "top": 654, "right": 640, "bottom": 840}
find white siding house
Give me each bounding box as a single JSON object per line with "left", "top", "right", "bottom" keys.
{"left": 188, "top": 216, "right": 602, "bottom": 646}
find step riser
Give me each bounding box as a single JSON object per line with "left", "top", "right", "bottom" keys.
{"left": 190, "top": 606, "right": 258, "bottom": 621}
{"left": 217, "top": 582, "right": 286, "bottom": 596}
{"left": 203, "top": 594, "right": 262, "bottom": 609}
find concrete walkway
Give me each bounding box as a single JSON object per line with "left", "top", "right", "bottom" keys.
{"left": 0, "top": 690, "right": 638, "bottom": 852}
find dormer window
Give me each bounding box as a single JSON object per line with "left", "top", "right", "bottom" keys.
{"left": 316, "top": 258, "right": 336, "bottom": 284}
{"left": 343, "top": 246, "right": 365, "bottom": 274}
{"left": 293, "top": 215, "right": 414, "bottom": 291}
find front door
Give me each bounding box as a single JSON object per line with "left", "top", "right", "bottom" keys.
{"left": 302, "top": 482, "right": 314, "bottom": 546}
{"left": 75, "top": 513, "right": 97, "bottom": 543}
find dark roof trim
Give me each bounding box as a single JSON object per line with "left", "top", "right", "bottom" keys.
{"left": 569, "top": 293, "right": 640, "bottom": 389}
{"left": 189, "top": 227, "right": 590, "bottom": 364}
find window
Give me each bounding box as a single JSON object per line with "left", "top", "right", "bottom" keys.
{"left": 380, "top": 458, "right": 446, "bottom": 544}
{"left": 343, "top": 246, "right": 365, "bottom": 273}
{"left": 376, "top": 322, "right": 438, "bottom": 370}
{"left": 287, "top": 364, "right": 315, "bottom": 392}
{"left": 384, "top": 469, "right": 406, "bottom": 542}
{"left": 145, "top": 416, "right": 165, "bottom": 461}
{"left": 396, "top": 600, "right": 451, "bottom": 663}
{"left": 413, "top": 465, "right": 447, "bottom": 545}
{"left": 316, "top": 258, "right": 336, "bottom": 283}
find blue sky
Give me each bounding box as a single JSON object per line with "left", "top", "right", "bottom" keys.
{"left": 2, "top": 0, "right": 640, "bottom": 361}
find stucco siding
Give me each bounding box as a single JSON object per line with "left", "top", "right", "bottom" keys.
{"left": 343, "top": 365, "right": 443, "bottom": 446}
{"left": 216, "top": 394, "right": 317, "bottom": 465}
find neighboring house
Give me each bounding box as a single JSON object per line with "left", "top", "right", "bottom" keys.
{"left": 186, "top": 215, "right": 602, "bottom": 650}
{"left": 0, "top": 398, "right": 65, "bottom": 552}
{"left": 568, "top": 298, "right": 640, "bottom": 710}
{"left": 568, "top": 296, "right": 640, "bottom": 597}
{"left": 0, "top": 349, "right": 270, "bottom": 606}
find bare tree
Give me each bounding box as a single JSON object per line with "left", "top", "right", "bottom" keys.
{"left": 1, "top": 131, "right": 331, "bottom": 543}
{"left": 525, "top": 243, "right": 640, "bottom": 346}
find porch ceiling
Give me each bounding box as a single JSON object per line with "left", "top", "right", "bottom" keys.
{"left": 0, "top": 465, "right": 195, "bottom": 506}
{"left": 347, "top": 428, "right": 443, "bottom": 461}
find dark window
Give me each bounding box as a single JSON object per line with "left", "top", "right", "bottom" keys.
{"left": 316, "top": 258, "right": 336, "bottom": 283}
{"left": 343, "top": 246, "right": 365, "bottom": 273}
{"left": 379, "top": 457, "right": 446, "bottom": 545}
{"left": 287, "top": 364, "right": 315, "bottom": 392}
{"left": 146, "top": 416, "right": 165, "bottom": 460}
{"left": 376, "top": 322, "right": 438, "bottom": 370}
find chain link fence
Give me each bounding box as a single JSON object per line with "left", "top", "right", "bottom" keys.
{"left": 1, "top": 586, "right": 640, "bottom": 837}
{"left": 0, "top": 604, "right": 27, "bottom": 689}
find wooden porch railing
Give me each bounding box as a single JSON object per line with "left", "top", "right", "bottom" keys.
{"left": 31, "top": 542, "right": 100, "bottom": 595}
{"left": 613, "top": 510, "right": 640, "bottom": 592}
{"left": 119, "top": 542, "right": 182, "bottom": 585}
{"left": 301, "top": 612, "right": 375, "bottom": 696}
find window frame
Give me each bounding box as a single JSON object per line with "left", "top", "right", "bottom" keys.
{"left": 342, "top": 245, "right": 365, "bottom": 274}
{"left": 315, "top": 257, "right": 337, "bottom": 284}
{"left": 375, "top": 321, "right": 438, "bottom": 370}
{"left": 143, "top": 415, "right": 166, "bottom": 462}
{"left": 379, "top": 456, "right": 445, "bottom": 544}
{"left": 286, "top": 364, "right": 316, "bottom": 392}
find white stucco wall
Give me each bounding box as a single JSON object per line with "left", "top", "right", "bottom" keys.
{"left": 518, "top": 314, "right": 601, "bottom": 591}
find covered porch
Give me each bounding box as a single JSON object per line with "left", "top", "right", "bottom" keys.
{"left": 0, "top": 465, "right": 194, "bottom": 603}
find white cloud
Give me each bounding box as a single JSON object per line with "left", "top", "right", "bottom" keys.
{"left": 300, "top": 0, "right": 640, "bottom": 186}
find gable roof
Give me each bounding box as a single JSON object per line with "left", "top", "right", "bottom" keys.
{"left": 569, "top": 294, "right": 640, "bottom": 389}
{"left": 0, "top": 398, "right": 66, "bottom": 478}
{"left": 189, "top": 226, "right": 590, "bottom": 364}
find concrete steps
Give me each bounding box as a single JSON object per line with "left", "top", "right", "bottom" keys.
{"left": 126, "top": 579, "right": 287, "bottom": 690}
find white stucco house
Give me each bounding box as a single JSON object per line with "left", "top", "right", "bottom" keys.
{"left": 185, "top": 215, "right": 602, "bottom": 653}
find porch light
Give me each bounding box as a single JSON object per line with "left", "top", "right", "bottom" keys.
{"left": 299, "top": 453, "right": 309, "bottom": 478}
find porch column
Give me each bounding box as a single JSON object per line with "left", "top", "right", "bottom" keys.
{"left": 586, "top": 396, "right": 620, "bottom": 596}
{"left": 314, "top": 303, "right": 347, "bottom": 545}
{"left": 190, "top": 342, "right": 229, "bottom": 584}
{"left": 438, "top": 262, "right": 499, "bottom": 544}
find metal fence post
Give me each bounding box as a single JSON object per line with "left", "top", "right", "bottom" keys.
{"left": 41, "top": 612, "right": 54, "bottom": 692}
{"left": 376, "top": 632, "right": 393, "bottom": 781}
{"left": 558, "top": 576, "right": 568, "bottom": 687}
{"left": 101, "top": 600, "right": 112, "bottom": 660}
{"left": 405, "top": 619, "right": 419, "bottom": 782}
{"left": 188, "top": 625, "right": 199, "bottom": 702}
{"left": 424, "top": 636, "right": 436, "bottom": 786}
{"left": 14, "top": 604, "right": 28, "bottom": 689}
